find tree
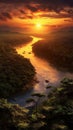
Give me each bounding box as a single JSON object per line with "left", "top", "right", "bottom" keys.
{"left": 31, "top": 93, "right": 45, "bottom": 118}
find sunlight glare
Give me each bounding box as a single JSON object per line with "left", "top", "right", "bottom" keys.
{"left": 36, "top": 23, "right": 42, "bottom": 29}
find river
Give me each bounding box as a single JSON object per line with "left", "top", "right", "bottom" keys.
{"left": 9, "top": 36, "right": 73, "bottom": 107}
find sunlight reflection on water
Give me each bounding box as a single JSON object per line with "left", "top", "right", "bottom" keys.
{"left": 11, "top": 36, "right": 73, "bottom": 106}
{"left": 16, "top": 36, "right": 73, "bottom": 93}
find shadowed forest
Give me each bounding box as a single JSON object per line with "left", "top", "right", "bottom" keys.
{"left": 0, "top": 32, "right": 35, "bottom": 98}
{"left": 33, "top": 30, "right": 73, "bottom": 72}
{"left": 0, "top": 30, "right": 73, "bottom": 130}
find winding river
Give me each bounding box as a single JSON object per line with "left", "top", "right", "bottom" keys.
{"left": 9, "top": 36, "right": 73, "bottom": 107}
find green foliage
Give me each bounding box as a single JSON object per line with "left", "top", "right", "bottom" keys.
{"left": 0, "top": 78, "right": 73, "bottom": 130}
{"left": 0, "top": 44, "right": 35, "bottom": 98}
{"left": 0, "top": 99, "right": 29, "bottom": 130}
{"left": 33, "top": 32, "right": 73, "bottom": 72}
{"left": 40, "top": 78, "right": 73, "bottom": 130}
{"left": 52, "top": 124, "right": 68, "bottom": 130}
{"left": 17, "top": 122, "right": 29, "bottom": 129}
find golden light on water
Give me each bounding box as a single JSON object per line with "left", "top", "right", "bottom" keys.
{"left": 16, "top": 36, "right": 61, "bottom": 88}
{"left": 16, "top": 36, "right": 42, "bottom": 56}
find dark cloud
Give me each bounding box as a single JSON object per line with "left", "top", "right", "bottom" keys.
{"left": 0, "top": 12, "right": 12, "bottom": 21}
{"left": 64, "top": 18, "right": 73, "bottom": 22}
{"left": 0, "top": 0, "right": 73, "bottom": 21}
{"left": 19, "top": 10, "right": 25, "bottom": 14}
{"left": 27, "top": 5, "right": 38, "bottom": 12}
{"left": 2, "top": 12, "right": 12, "bottom": 19}
{"left": 0, "top": 0, "right": 28, "bottom": 3}
{"left": 0, "top": 0, "right": 73, "bottom": 8}
{"left": 0, "top": 16, "right": 6, "bottom": 21}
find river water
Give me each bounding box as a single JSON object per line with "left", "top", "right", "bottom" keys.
{"left": 9, "top": 36, "right": 73, "bottom": 106}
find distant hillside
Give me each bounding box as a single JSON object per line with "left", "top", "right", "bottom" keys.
{"left": 0, "top": 32, "right": 32, "bottom": 47}
{"left": 33, "top": 30, "right": 73, "bottom": 72}
{"left": 0, "top": 44, "right": 35, "bottom": 98}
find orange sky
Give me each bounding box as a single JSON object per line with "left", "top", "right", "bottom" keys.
{"left": 0, "top": 0, "right": 73, "bottom": 33}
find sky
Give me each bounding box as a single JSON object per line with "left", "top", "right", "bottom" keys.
{"left": 0, "top": 0, "right": 73, "bottom": 33}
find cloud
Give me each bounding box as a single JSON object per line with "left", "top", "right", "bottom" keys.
{"left": 0, "top": 12, "right": 12, "bottom": 21}
{"left": 0, "top": 0, "right": 73, "bottom": 21}
{"left": 0, "top": 0, "right": 73, "bottom": 9}
{"left": 2, "top": 12, "right": 12, "bottom": 19}
{"left": 64, "top": 18, "right": 73, "bottom": 22}
{"left": 19, "top": 10, "right": 26, "bottom": 14}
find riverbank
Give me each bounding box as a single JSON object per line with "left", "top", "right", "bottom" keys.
{"left": 0, "top": 31, "right": 33, "bottom": 47}
{"left": 8, "top": 76, "right": 38, "bottom": 100}
{"left": 32, "top": 36, "right": 73, "bottom": 72}
{"left": 0, "top": 41, "right": 35, "bottom": 98}
{"left": 9, "top": 35, "right": 73, "bottom": 106}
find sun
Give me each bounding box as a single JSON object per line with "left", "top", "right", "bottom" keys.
{"left": 36, "top": 23, "right": 42, "bottom": 29}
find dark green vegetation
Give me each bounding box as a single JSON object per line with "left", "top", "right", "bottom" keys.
{"left": 0, "top": 32, "right": 35, "bottom": 98}
{"left": 0, "top": 32, "right": 32, "bottom": 47}
{"left": 0, "top": 30, "right": 73, "bottom": 130}
{"left": 0, "top": 44, "right": 35, "bottom": 98}
{"left": 0, "top": 78, "right": 73, "bottom": 130}
{"left": 0, "top": 99, "right": 29, "bottom": 130}
{"left": 33, "top": 30, "right": 73, "bottom": 72}
{"left": 40, "top": 78, "right": 73, "bottom": 130}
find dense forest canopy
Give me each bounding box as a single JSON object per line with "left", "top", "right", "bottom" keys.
{"left": 0, "top": 43, "right": 35, "bottom": 98}
{"left": 33, "top": 33, "right": 73, "bottom": 72}
{"left": 0, "top": 31, "right": 73, "bottom": 130}
{"left": 0, "top": 78, "right": 73, "bottom": 130}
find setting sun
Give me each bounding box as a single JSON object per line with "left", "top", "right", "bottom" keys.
{"left": 36, "top": 23, "right": 42, "bottom": 29}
